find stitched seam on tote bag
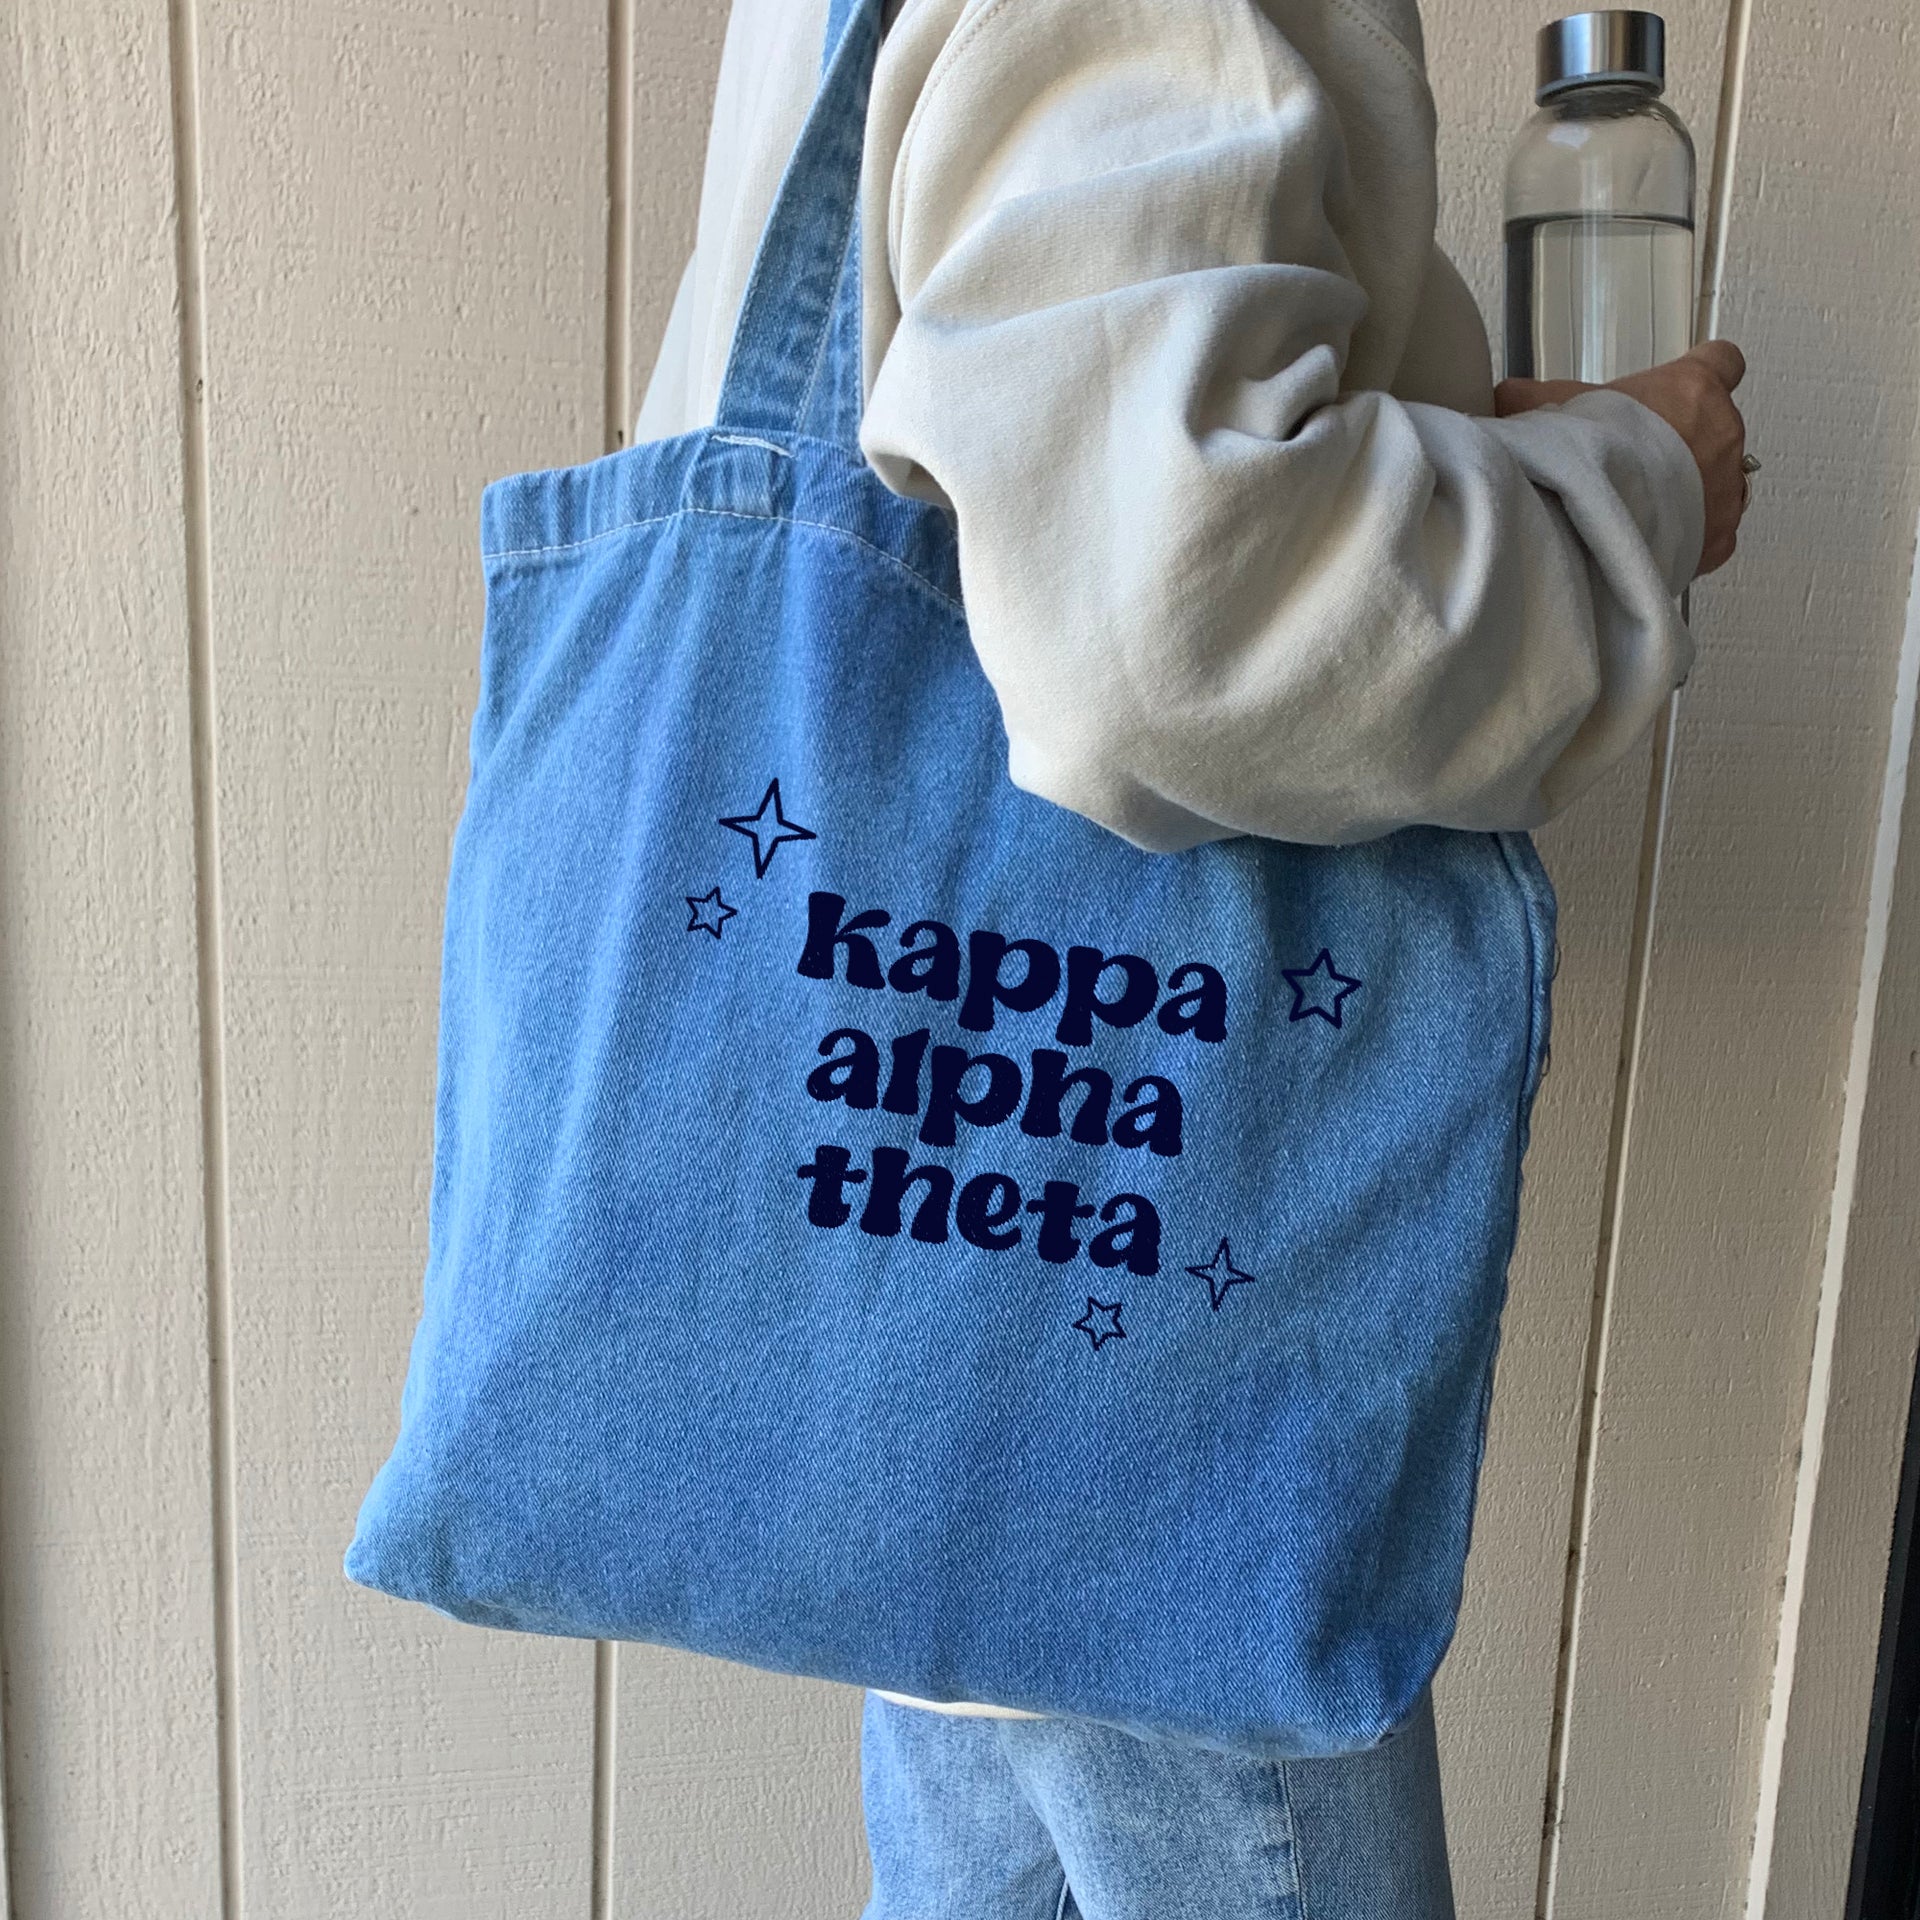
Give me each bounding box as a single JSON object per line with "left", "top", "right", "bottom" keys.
{"left": 684, "top": 505, "right": 964, "bottom": 614}
{"left": 485, "top": 504, "right": 963, "bottom": 617}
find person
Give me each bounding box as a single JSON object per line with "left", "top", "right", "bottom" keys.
{"left": 636, "top": 1, "right": 1750, "bottom": 1913}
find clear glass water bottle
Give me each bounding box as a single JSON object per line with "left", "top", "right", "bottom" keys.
{"left": 1504, "top": 11, "right": 1695, "bottom": 381}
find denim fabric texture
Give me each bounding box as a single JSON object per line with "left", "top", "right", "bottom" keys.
{"left": 345, "top": 0, "right": 1558, "bottom": 1758}
{"left": 859, "top": 1686, "right": 1455, "bottom": 1920}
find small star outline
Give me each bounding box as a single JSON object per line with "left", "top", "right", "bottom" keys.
{"left": 684, "top": 886, "right": 738, "bottom": 938}
{"left": 1185, "top": 1238, "right": 1257, "bottom": 1312}
{"left": 1281, "top": 949, "right": 1363, "bottom": 1027}
{"left": 719, "top": 777, "right": 817, "bottom": 878}
{"left": 1071, "top": 1297, "right": 1126, "bottom": 1350}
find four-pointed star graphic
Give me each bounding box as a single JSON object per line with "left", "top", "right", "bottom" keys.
{"left": 1185, "top": 1238, "right": 1256, "bottom": 1312}
{"left": 719, "top": 778, "right": 817, "bottom": 878}
{"left": 1071, "top": 1298, "right": 1126, "bottom": 1349}
{"left": 684, "top": 887, "right": 738, "bottom": 938}
{"left": 1281, "top": 948, "right": 1363, "bottom": 1027}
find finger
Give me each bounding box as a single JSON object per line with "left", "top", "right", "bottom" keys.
{"left": 1689, "top": 338, "right": 1747, "bottom": 391}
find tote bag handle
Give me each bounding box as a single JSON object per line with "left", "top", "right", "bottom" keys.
{"left": 710, "top": 0, "right": 883, "bottom": 446}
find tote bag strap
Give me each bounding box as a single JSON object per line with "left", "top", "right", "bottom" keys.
{"left": 710, "top": 0, "right": 883, "bottom": 449}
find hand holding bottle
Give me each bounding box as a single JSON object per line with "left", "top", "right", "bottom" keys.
{"left": 1495, "top": 339, "right": 1750, "bottom": 575}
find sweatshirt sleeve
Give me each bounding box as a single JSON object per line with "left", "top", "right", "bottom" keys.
{"left": 857, "top": 0, "right": 1705, "bottom": 851}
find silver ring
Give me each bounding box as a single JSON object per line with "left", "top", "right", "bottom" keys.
{"left": 1741, "top": 454, "right": 1763, "bottom": 474}
{"left": 1740, "top": 452, "right": 1760, "bottom": 511}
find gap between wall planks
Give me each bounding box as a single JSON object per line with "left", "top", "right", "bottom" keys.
{"left": 167, "top": 0, "right": 247, "bottom": 1909}
{"left": 593, "top": 4, "right": 634, "bottom": 1916}
{"left": 1541, "top": 0, "right": 1920, "bottom": 1913}
{"left": 0, "top": 4, "right": 225, "bottom": 1916}
{"left": 190, "top": 2, "right": 608, "bottom": 1912}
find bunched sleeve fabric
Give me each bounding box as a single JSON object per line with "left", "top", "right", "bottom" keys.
{"left": 857, "top": 0, "right": 1705, "bottom": 852}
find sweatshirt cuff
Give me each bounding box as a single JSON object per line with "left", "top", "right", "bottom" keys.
{"left": 1554, "top": 387, "right": 1706, "bottom": 597}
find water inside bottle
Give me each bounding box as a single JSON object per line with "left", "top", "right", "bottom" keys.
{"left": 1504, "top": 212, "right": 1694, "bottom": 382}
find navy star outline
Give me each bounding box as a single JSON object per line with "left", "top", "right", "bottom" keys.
{"left": 1281, "top": 948, "right": 1363, "bottom": 1027}
{"left": 1071, "top": 1297, "right": 1126, "bottom": 1350}
{"left": 1186, "top": 1238, "right": 1256, "bottom": 1312}
{"left": 718, "top": 777, "right": 817, "bottom": 878}
{"left": 684, "top": 886, "right": 738, "bottom": 938}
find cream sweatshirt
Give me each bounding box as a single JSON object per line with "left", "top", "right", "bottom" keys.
{"left": 634, "top": 0, "right": 1705, "bottom": 1715}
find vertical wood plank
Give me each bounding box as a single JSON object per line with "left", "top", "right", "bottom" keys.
{"left": 616, "top": 10, "right": 871, "bottom": 1914}
{"left": 1754, "top": 513, "right": 1920, "bottom": 1920}
{"left": 627, "top": 0, "right": 727, "bottom": 418}
{"left": 1544, "top": 0, "right": 1920, "bottom": 1911}
{"left": 617, "top": 1652, "right": 868, "bottom": 1920}
{"left": 193, "top": 2, "right": 611, "bottom": 1909}
{"left": 0, "top": 4, "right": 224, "bottom": 1913}
{"left": 1420, "top": 3, "right": 1729, "bottom": 1912}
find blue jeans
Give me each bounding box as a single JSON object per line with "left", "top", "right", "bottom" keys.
{"left": 860, "top": 1690, "right": 1454, "bottom": 1920}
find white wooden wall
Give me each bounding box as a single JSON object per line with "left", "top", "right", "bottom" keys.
{"left": 2, "top": 1, "right": 1916, "bottom": 1915}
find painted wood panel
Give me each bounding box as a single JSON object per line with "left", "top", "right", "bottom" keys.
{"left": 615, "top": 1650, "right": 867, "bottom": 1920}
{"left": 1543, "top": 0, "right": 1920, "bottom": 1911}
{"left": 1754, "top": 512, "right": 1920, "bottom": 1920}
{"left": 191, "top": 2, "right": 612, "bottom": 1910}
{"left": 628, "top": 0, "right": 729, "bottom": 426}
{"left": 2, "top": 0, "right": 1915, "bottom": 1910}
{"left": 0, "top": 6, "right": 224, "bottom": 1914}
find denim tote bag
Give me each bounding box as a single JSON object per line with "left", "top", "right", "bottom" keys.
{"left": 347, "top": 0, "right": 1556, "bottom": 1759}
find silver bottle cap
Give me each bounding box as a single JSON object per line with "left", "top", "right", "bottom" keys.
{"left": 1536, "top": 10, "right": 1666, "bottom": 100}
